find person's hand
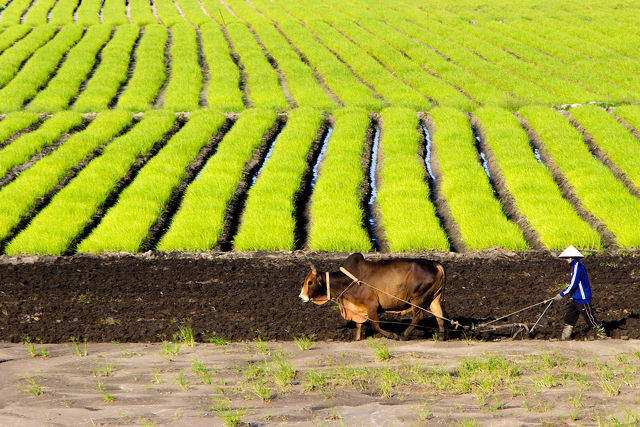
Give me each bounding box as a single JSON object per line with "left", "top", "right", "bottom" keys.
{"left": 552, "top": 294, "right": 563, "bottom": 302}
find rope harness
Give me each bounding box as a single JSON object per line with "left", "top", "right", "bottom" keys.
{"left": 321, "top": 267, "right": 555, "bottom": 335}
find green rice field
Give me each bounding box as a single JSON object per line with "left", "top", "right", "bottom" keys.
{"left": 0, "top": 0, "right": 639, "bottom": 254}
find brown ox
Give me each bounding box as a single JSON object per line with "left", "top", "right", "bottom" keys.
{"left": 299, "top": 253, "right": 446, "bottom": 340}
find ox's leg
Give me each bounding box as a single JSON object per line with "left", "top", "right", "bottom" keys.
{"left": 368, "top": 308, "right": 399, "bottom": 340}
{"left": 402, "top": 306, "right": 424, "bottom": 339}
{"left": 355, "top": 322, "right": 363, "bottom": 341}
{"left": 429, "top": 294, "right": 447, "bottom": 340}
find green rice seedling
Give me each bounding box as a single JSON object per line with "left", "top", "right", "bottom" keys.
{"left": 614, "top": 105, "right": 640, "bottom": 132}
{"left": 376, "top": 107, "right": 449, "bottom": 251}
{"left": 78, "top": 110, "right": 225, "bottom": 253}
{"left": 94, "top": 361, "right": 115, "bottom": 377}
{"left": 474, "top": 107, "right": 600, "bottom": 249}
{"left": 304, "top": 370, "right": 328, "bottom": 391}
{"left": 174, "top": 326, "right": 195, "bottom": 347}
{"left": 570, "top": 105, "right": 640, "bottom": 190}
{"left": 0, "top": 111, "right": 83, "bottom": 177}
{"left": 429, "top": 107, "right": 528, "bottom": 249}
{"left": 102, "top": 0, "right": 128, "bottom": 25}
{"left": 520, "top": 106, "right": 640, "bottom": 248}
{"left": 129, "top": 0, "right": 157, "bottom": 25}
{"left": 21, "top": 0, "right": 56, "bottom": 25}
{"left": 70, "top": 337, "right": 88, "bottom": 357}
{"left": 233, "top": 107, "right": 323, "bottom": 250}
{"left": 24, "top": 335, "right": 36, "bottom": 357}
{"left": 223, "top": 21, "right": 288, "bottom": 110}
{"left": 29, "top": 25, "right": 112, "bottom": 112}
{"left": 0, "top": 111, "right": 40, "bottom": 145}
{"left": 75, "top": 0, "right": 101, "bottom": 25}
{"left": 153, "top": 0, "right": 184, "bottom": 26}
{"left": 117, "top": 25, "right": 167, "bottom": 111}
{"left": 0, "top": 0, "right": 32, "bottom": 26}
{"left": 48, "top": 0, "right": 80, "bottom": 25}
{"left": 0, "top": 26, "right": 31, "bottom": 55}
{"left": 174, "top": 370, "right": 190, "bottom": 391}
{"left": 137, "top": 418, "right": 157, "bottom": 427}
{"left": 0, "top": 25, "right": 58, "bottom": 89}
{"left": 271, "top": 353, "right": 296, "bottom": 391}
{"left": 376, "top": 366, "right": 404, "bottom": 397}
{"left": 158, "top": 109, "right": 276, "bottom": 251}
{"left": 293, "top": 333, "right": 316, "bottom": 351}
{"left": 199, "top": 23, "right": 245, "bottom": 111}
{"left": 174, "top": 0, "right": 210, "bottom": 25}
{"left": 0, "top": 25, "right": 84, "bottom": 112}
{"left": 162, "top": 340, "right": 181, "bottom": 356}
{"left": 19, "top": 375, "right": 43, "bottom": 396}
{"left": 225, "top": 0, "right": 336, "bottom": 109}
{"left": 210, "top": 398, "right": 247, "bottom": 427}
{"left": 244, "top": 0, "right": 382, "bottom": 109}
{"left": 307, "top": 108, "right": 372, "bottom": 251}
{"left": 206, "top": 331, "right": 230, "bottom": 345}
{"left": 6, "top": 111, "right": 174, "bottom": 255}
{"left": 72, "top": 25, "right": 140, "bottom": 112}
{"left": 97, "top": 381, "right": 115, "bottom": 402}
{"left": 366, "top": 339, "right": 392, "bottom": 361}
{"left": 0, "top": 110, "right": 132, "bottom": 243}
{"left": 192, "top": 359, "right": 213, "bottom": 384}
{"left": 161, "top": 23, "right": 202, "bottom": 111}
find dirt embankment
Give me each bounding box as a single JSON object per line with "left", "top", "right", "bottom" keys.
{"left": 0, "top": 250, "right": 638, "bottom": 343}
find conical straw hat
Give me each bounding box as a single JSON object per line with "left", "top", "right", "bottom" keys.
{"left": 559, "top": 245, "right": 583, "bottom": 258}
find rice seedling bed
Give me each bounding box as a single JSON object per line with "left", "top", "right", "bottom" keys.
{"left": 161, "top": 23, "right": 202, "bottom": 111}
{"left": 0, "top": 111, "right": 40, "bottom": 148}
{"left": 0, "top": 24, "right": 57, "bottom": 89}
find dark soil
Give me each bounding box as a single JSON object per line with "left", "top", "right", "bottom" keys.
{"left": 0, "top": 250, "right": 638, "bottom": 343}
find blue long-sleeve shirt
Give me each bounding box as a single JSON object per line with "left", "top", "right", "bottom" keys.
{"left": 560, "top": 259, "right": 591, "bottom": 304}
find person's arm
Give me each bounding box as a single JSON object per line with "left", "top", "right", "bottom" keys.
{"left": 560, "top": 262, "right": 580, "bottom": 297}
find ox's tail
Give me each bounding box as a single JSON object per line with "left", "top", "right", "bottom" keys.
{"left": 433, "top": 262, "right": 446, "bottom": 303}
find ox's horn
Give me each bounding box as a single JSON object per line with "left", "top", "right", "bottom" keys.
{"left": 309, "top": 263, "right": 318, "bottom": 275}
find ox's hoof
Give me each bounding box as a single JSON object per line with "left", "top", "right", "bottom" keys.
{"left": 399, "top": 334, "right": 410, "bottom": 341}
{"left": 388, "top": 333, "right": 401, "bottom": 340}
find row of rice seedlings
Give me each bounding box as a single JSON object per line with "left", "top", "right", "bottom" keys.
{"left": 117, "top": 24, "right": 167, "bottom": 111}
{"left": 233, "top": 107, "right": 323, "bottom": 250}
{"left": 376, "top": 107, "right": 449, "bottom": 251}
{"left": 504, "top": 16, "right": 640, "bottom": 97}
{"left": 0, "top": 26, "right": 31, "bottom": 54}
{"left": 226, "top": 0, "right": 336, "bottom": 110}
{"left": 162, "top": 23, "right": 202, "bottom": 111}
{"left": 223, "top": 20, "right": 289, "bottom": 110}
{"left": 0, "top": 0, "right": 31, "bottom": 25}
{"left": 0, "top": 110, "right": 133, "bottom": 243}
{"left": 157, "top": 109, "right": 277, "bottom": 251}
{"left": 438, "top": 8, "right": 600, "bottom": 104}
{"left": 376, "top": 2, "right": 555, "bottom": 108}
{"left": 129, "top": 0, "right": 157, "bottom": 26}
{"left": 101, "top": 0, "right": 128, "bottom": 25}
{"left": 569, "top": 105, "right": 640, "bottom": 191}
{"left": 79, "top": 110, "right": 226, "bottom": 253}
{"left": 22, "top": 0, "right": 56, "bottom": 25}
{"left": 416, "top": 7, "right": 597, "bottom": 104}
{"left": 28, "top": 25, "right": 112, "bottom": 112}
{"left": 307, "top": 108, "right": 372, "bottom": 251}
{"left": 339, "top": 7, "right": 509, "bottom": 108}
{"left": 0, "top": 111, "right": 83, "bottom": 178}
{"left": 301, "top": 0, "right": 475, "bottom": 110}
{"left": 0, "top": 111, "right": 40, "bottom": 145}
{"left": 251, "top": 0, "right": 383, "bottom": 110}
{"left": 519, "top": 106, "right": 640, "bottom": 248}
{"left": 0, "top": 25, "right": 84, "bottom": 112}
{"left": 72, "top": 25, "right": 139, "bottom": 112}
{"left": 0, "top": 24, "right": 57, "bottom": 89}
{"left": 474, "top": 107, "right": 600, "bottom": 250}
{"left": 6, "top": 111, "right": 176, "bottom": 255}
{"left": 175, "top": 0, "right": 210, "bottom": 26}
{"left": 482, "top": 20, "right": 631, "bottom": 102}
{"left": 154, "top": 0, "right": 184, "bottom": 26}
{"left": 199, "top": 23, "right": 244, "bottom": 111}
{"left": 75, "top": 0, "right": 101, "bottom": 25}
{"left": 280, "top": 0, "right": 427, "bottom": 110}
{"left": 429, "top": 107, "right": 528, "bottom": 250}
{"left": 614, "top": 105, "right": 640, "bottom": 132}
{"left": 48, "top": 0, "right": 78, "bottom": 25}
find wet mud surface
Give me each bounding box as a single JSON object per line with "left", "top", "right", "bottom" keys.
{"left": 0, "top": 250, "right": 638, "bottom": 343}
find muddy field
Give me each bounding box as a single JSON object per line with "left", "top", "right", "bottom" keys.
{"left": 0, "top": 250, "right": 638, "bottom": 343}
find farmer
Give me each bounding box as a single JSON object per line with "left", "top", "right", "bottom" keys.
{"left": 552, "top": 245, "right": 607, "bottom": 340}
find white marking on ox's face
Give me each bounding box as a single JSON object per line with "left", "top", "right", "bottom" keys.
{"left": 299, "top": 271, "right": 315, "bottom": 302}
{"left": 299, "top": 291, "right": 309, "bottom": 302}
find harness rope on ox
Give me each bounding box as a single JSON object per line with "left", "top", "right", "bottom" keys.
{"left": 338, "top": 267, "right": 464, "bottom": 330}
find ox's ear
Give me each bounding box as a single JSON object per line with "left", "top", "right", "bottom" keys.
{"left": 309, "top": 263, "right": 318, "bottom": 275}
